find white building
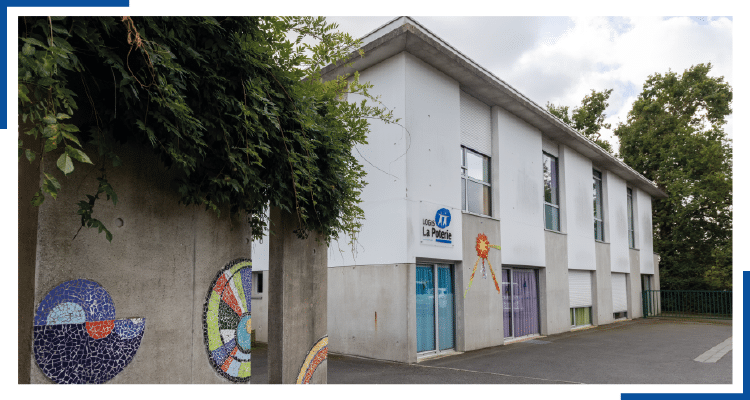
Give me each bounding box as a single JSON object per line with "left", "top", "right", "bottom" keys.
{"left": 251, "top": 17, "right": 665, "bottom": 363}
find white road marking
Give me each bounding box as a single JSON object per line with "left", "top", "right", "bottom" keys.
{"left": 694, "top": 337, "right": 732, "bottom": 363}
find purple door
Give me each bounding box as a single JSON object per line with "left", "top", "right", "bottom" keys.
{"left": 512, "top": 269, "right": 539, "bottom": 337}
{"left": 502, "top": 269, "right": 539, "bottom": 338}
{"left": 502, "top": 270, "right": 512, "bottom": 337}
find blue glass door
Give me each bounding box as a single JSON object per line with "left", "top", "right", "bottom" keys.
{"left": 416, "top": 265, "right": 436, "bottom": 352}
{"left": 437, "top": 264, "right": 455, "bottom": 350}
{"left": 417, "top": 264, "right": 455, "bottom": 353}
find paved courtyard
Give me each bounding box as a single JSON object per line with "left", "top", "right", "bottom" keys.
{"left": 251, "top": 318, "right": 732, "bottom": 384}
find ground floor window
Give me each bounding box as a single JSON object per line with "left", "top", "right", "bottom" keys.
{"left": 571, "top": 307, "right": 592, "bottom": 327}
{"left": 611, "top": 272, "right": 628, "bottom": 319}
{"left": 502, "top": 268, "right": 540, "bottom": 338}
{"left": 416, "top": 264, "right": 455, "bottom": 354}
{"left": 568, "top": 270, "right": 593, "bottom": 328}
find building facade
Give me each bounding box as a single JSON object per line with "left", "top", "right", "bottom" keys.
{"left": 251, "top": 17, "right": 665, "bottom": 363}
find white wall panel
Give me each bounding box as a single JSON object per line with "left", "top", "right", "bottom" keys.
{"left": 495, "top": 107, "right": 545, "bottom": 267}
{"left": 569, "top": 270, "right": 593, "bottom": 307}
{"left": 460, "top": 91, "right": 492, "bottom": 156}
{"left": 611, "top": 273, "right": 628, "bottom": 312}
{"left": 562, "top": 146, "right": 596, "bottom": 270}
{"left": 404, "top": 53, "right": 463, "bottom": 263}
{"left": 606, "top": 171, "right": 630, "bottom": 273}
{"left": 637, "top": 189, "right": 655, "bottom": 274}
{"left": 328, "top": 53, "right": 409, "bottom": 267}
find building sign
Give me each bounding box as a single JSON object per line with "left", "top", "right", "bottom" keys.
{"left": 421, "top": 207, "right": 453, "bottom": 247}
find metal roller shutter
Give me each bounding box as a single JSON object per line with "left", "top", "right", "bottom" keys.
{"left": 460, "top": 91, "right": 492, "bottom": 155}
{"left": 568, "top": 270, "right": 592, "bottom": 308}
{"left": 612, "top": 273, "right": 628, "bottom": 312}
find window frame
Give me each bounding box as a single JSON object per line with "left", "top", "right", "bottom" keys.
{"left": 570, "top": 306, "right": 592, "bottom": 328}
{"left": 627, "top": 187, "right": 636, "bottom": 249}
{"left": 461, "top": 146, "right": 492, "bottom": 216}
{"left": 593, "top": 169, "right": 604, "bottom": 241}
{"left": 543, "top": 152, "right": 560, "bottom": 231}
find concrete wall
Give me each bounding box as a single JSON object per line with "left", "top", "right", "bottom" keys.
{"left": 495, "top": 106, "right": 545, "bottom": 267}
{"left": 594, "top": 242, "right": 614, "bottom": 325}
{"left": 18, "top": 121, "right": 40, "bottom": 384}
{"left": 541, "top": 230, "right": 570, "bottom": 335}
{"left": 561, "top": 145, "right": 596, "bottom": 271}
{"left": 267, "top": 208, "right": 328, "bottom": 384}
{"left": 629, "top": 250, "right": 643, "bottom": 319}
{"left": 460, "top": 213, "right": 503, "bottom": 351}
{"left": 327, "top": 263, "right": 414, "bottom": 363}
{"left": 29, "top": 142, "right": 253, "bottom": 384}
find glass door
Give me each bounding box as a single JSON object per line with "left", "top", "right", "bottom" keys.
{"left": 502, "top": 268, "right": 540, "bottom": 339}
{"left": 416, "top": 264, "right": 455, "bottom": 354}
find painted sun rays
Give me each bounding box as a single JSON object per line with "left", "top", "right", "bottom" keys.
{"left": 464, "top": 233, "right": 502, "bottom": 297}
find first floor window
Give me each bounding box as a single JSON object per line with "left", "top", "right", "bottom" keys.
{"left": 461, "top": 147, "right": 491, "bottom": 216}
{"left": 593, "top": 169, "right": 604, "bottom": 241}
{"left": 627, "top": 188, "right": 635, "bottom": 248}
{"left": 543, "top": 152, "right": 560, "bottom": 231}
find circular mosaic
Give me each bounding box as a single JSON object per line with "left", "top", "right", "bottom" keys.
{"left": 33, "top": 279, "right": 146, "bottom": 384}
{"left": 203, "top": 258, "right": 252, "bottom": 382}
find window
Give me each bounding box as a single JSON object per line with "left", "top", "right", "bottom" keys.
{"left": 543, "top": 152, "right": 560, "bottom": 231}
{"left": 256, "top": 272, "right": 263, "bottom": 293}
{"left": 593, "top": 169, "right": 604, "bottom": 241}
{"left": 571, "top": 307, "right": 592, "bottom": 327}
{"left": 461, "top": 147, "right": 491, "bottom": 216}
{"left": 627, "top": 188, "right": 635, "bottom": 248}
{"left": 569, "top": 270, "right": 593, "bottom": 328}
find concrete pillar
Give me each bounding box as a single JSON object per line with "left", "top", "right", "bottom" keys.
{"left": 267, "top": 207, "right": 328, "bottom": 384}
{"left": 18, "top": 120, "right": 40, "bottom": 384}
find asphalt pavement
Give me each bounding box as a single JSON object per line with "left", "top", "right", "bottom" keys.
{"left": 250, "top": 318, "right": 732, "bottom": 384}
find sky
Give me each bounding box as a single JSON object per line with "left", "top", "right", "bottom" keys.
{"left": 325, "top": 16, "right": 734, "bottom": 153}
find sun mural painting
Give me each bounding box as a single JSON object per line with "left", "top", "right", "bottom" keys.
{"left": 465, "top": 233, "right": 502, "bottom": 297}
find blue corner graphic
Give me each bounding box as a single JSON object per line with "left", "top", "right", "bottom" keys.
{"left": 4, "top": 1, "right": 130, "bottom": 129}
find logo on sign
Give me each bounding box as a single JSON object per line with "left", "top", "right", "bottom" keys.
{"left": 435, "top": 208, "right": 451, "bottom": 229}
{"left": 423, "top": 207, "right": 452, "bottom": 245}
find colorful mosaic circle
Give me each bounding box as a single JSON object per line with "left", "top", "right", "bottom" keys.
{"left": 203, "top": 258, "right": 252, "bottom": 382}
{"left": 33, "top": 279, "right": 146, "bottom": 384}
{"left": 296, "top": 336, "right": 328, "bottom": 384}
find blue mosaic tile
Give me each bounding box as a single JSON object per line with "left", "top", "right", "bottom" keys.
{"left": 33, "top": 280, "right": 146, "bottom": 384}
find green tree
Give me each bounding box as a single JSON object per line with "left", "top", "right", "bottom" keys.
{"left": 546, "top": 88, "right": 614, "bottom": 153}
{"left": 19, "top": 16, "right": 394, "bottom": 243}
{"left": 614, "top": 63, "right": 732, "bottom": 290}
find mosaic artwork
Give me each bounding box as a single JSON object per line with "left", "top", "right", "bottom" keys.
{"left": 464, "top": 233, "right": 502, "bottom": 297}
{"left": 203, "top": 258, "right": 252, "bottom": 382}
{"left": 33, "top": 279, "right": 146, "bottom": 384}
{"left": 296, "top": 336, "right": 328, "bottom": 384}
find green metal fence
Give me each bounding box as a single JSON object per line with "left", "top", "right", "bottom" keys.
{"left": 642, "top": 290, "right": 732, "bottom": 319}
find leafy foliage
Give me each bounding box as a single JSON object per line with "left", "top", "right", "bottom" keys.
{"left": 547, "top": 89, "right": 614, "bottom": 153}
{"left": 19, "top": 16, "right": 395, "bottom": 243}
{"left": 614, "top": 63, "right": 732, "bottom": 290}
